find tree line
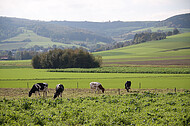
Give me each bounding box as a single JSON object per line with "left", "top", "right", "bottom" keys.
{"left": 32, "top": 48, "right": 102, "bottom": 69}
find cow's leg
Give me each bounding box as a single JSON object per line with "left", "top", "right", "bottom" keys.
{"left": 35, "top": 91, "right": 38, "bottom": 97}
{"left": 127, "top": 88, "right": 129, "bottom": 92}
{"left": 95, "top": 88, "right": 98, "bottom": 94}
{"left": 38, "top": 91, "right": 41, "bottom": 97}
{"left": 91, "top": 88, "right": 93, "bottom": 93}
{"left": 43, "top": 92, "right": 45, "bottom": 97}
{"left": 60, "top": 92, "right": 62, "bottom": 97}
{"left": 45, "top": 91, "right": 47, "bottom": 97}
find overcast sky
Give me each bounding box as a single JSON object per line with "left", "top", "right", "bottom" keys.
{"left": 0, "top": 0, "right": 189, "bottom": 22}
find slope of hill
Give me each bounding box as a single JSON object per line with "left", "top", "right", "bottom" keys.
{"left": 0, "top": 17, "right": 113, "bottom": 44}
{"left": 0, "top": 29, "right": 80, "bottom": 50}
{"left": 94, "top": 32, "right": 190, "bottom": 66}
{"left": 158, "top": 13, "right": 190, "bottom": 28}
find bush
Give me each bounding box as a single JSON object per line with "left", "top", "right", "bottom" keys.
{"left": 32, "top": 48, "right": 102, "bottom": 69}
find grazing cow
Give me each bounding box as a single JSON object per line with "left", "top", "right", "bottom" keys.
{"left": 53, "top": 84, "right": 64, "bottom": 99}
{"left": 29, "top": 83, "right": 48, "bottom": 97}
{"left": 90, "top": 82, "right": 105, "bottom": 93}
{"left": 125, "top": 81, "right": 131, "bottom": 92}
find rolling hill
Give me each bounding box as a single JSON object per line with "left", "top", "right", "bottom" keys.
{"left": 93, "top": 32, "right": 190, "bottom": 66}
{"left": 0, "top": 29, "right": 80, "bottom": 50}
{"left": 0, "top": 13, "right": 190, "bottom": 51}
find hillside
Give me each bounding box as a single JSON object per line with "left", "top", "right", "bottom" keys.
{"left": 0, "top": 29, "right": 81, "bottom": 50}
{"left": 0, "top": 13, "right": 190, "bottom": 51}
{"left": 94, "top": 32, "right": 190, "bottom": 66}
{"left": 158, "top": 13, "right": 190, "bottom": 28}
{"left": 0, "top": 17, "right": 113, "bottom": 45}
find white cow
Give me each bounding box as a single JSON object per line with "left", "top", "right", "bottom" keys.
{"left": 90, "top": 82, "right": 105, "bottom": 93}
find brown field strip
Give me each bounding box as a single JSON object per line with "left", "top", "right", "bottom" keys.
{"left": 0, "top": 88, "right": 187, "bottom": 99}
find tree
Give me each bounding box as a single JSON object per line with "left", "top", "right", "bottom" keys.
{"left": 167, "top": 31, "right": 173, "bottom": 36}
{"left": 8, "top": 51, "right": 12, "bottom": 60}
{"left": 32, "top": 55, "right": 41, "bottom": 69}
{"left": 173, "top": 28, "right": 179, "bottom": 35}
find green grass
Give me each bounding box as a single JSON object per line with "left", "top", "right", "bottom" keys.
{"left": 1, "top": 92, "right": 190, "bottom": 125}
{"left": 0, "top": 60, "right": 32, "bottom": 69}
{"left": 0, "top": 68, "right": 190, "bottom": 89}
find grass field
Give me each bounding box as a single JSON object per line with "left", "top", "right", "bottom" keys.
{"left": 94, "top": 32, "right": 190, "bottom": 66}
{"left": 0, "top": 68, "right": 190, "bottom": 89}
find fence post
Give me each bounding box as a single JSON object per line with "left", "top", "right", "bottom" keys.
{"left": 139, "top": 83, "right": 141, "bottom": 89}
{"left": 27, "top": 82, "right": 29, "bottom": 89}
{"left": 174, "top": 87, "right": 176, "bottom": 93}
{"left": 118, "top": 89, "right": 120, "bottom": 95}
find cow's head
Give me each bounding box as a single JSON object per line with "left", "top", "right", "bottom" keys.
{"left": 29, "top": 91, "right": 32, "bottom": 97}
{"left": 102, "top": 88, "right": 105, "bottom": 93}
{"left": 53, "top": 93, "right": 59, "bottom": 99}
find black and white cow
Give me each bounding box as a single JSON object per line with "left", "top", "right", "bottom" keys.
{"left": 125, "top": 81, "right": 131, "bottom": 92}
{"left": 90, "top": 82, "right": 105, "bottom": 93}
{"left": 29, "top": 83, "right": 48, "bottom": 97}
{"left": 53, "top": 84, "right": 64, "bottom": 99}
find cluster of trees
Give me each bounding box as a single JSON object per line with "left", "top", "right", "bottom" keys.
{"left": 166, "top": 28, "right": 179, "bottom": 36}
{"left": 32, "top": 25, "right": 113, "bottom": 43}
{"left": 133, "top": 28, "right": 180, "bottom": 44}
{"left": 32, "top": 48, "right": 102, "bottom": 69}
{"left": 133, "top": 32, "right": 166, "bottom": 44}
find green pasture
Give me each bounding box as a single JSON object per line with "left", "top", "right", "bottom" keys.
{"left": 0, "top": 29, "right": 79, "bottom": 50}
{"left": 0, "top": 68, "right": 190, "bottom": 89}
{"left": 94, "top": 32, "right": 190, "bottom": 60}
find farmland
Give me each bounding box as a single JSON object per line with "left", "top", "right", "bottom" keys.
{"left": 0, "top": 32, "right": 190, "bottom": 125}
